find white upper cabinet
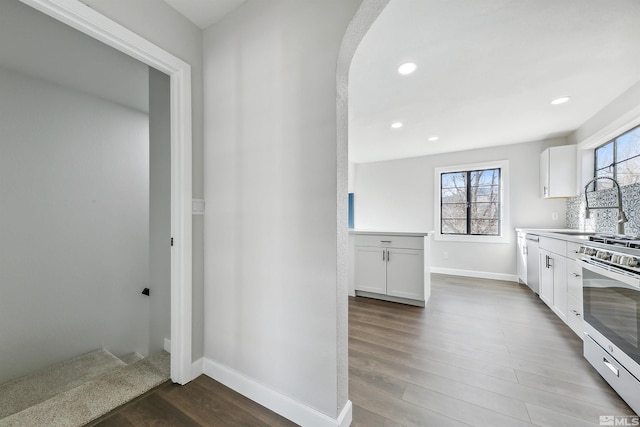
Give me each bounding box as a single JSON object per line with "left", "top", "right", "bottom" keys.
{"left": 540, "top": 145, "right": 577, "bottom": 198}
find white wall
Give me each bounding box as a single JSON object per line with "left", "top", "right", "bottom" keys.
{"left": 0, "top": 0, "right": 148, "bottom": 114}
{"left": 0, "top": 66, "right": 150, "bottom": 383}
{"left": 148, "top": 68, "right": 172, "bottom": 355}
{"left": 570, "top": 80, "right": 640, "bottom": 190}
{"left": 79, "top": 0, "right": 207, "bottom": 360}
{"left": 203, "top": 0, "right": 360, "bottom": 421}
{"left": 353, "top": 138, "right": 570, "bottom": 279}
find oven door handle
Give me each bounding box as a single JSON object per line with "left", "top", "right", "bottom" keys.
{"left": 579, "top": 258, "right": 640, "bottom": 289}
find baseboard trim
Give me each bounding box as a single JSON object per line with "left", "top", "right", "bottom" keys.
{"left": 431, "top": 267, "right": 518, "bottom": 283}
{"left": 202, "top": 357, "right": 352, "bottom": 427}
{"left": 337, "top": 400, "right": 353, "bottom": 427}
{"left": 164, "top": 338, "right": 171, "bottom": 354}
{"left": 191, "top": 357, "right": 204, "bottom": 381}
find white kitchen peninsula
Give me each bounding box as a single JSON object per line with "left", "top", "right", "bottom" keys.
{"left": 348, "top": 231, "right": 433, "bottom": 307}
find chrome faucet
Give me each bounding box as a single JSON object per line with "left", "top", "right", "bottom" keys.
{"left": 583, "top": 176, "right": 628, "bottom": 235}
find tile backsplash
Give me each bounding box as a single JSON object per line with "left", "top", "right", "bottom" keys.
{"left": 566, "top": 182, "right": 640, "bottom": 235}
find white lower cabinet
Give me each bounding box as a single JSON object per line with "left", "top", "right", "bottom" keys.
{"left": 353, "top": 245, "right": 387, "bottom": 294}
{"left": 516, "top": 231, "right": 528, "bottom": 285}
{"left": 386, "top": 248, "right": 425, "bottom": 300}
{"left": 352, "top": 233, "right": 429, "bottom": 307}
{"left": 522, "top": 232, "right": 585, "bottom": 339}
{"left": 539, "top": 238, "right": 568, "bottom": 323}
{"left": 566, "top": 245, "right": 584, "bottom": 338}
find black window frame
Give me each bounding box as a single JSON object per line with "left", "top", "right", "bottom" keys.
{"left": 594, "top": 124, "right": 640, "bottom": 190}
{"left": 439, "top": 167, "right": 501, "bottom": 236}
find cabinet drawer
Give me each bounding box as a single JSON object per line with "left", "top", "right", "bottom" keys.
{"left": 567, "top": 294, "right": 583, "bottom": 338}
{"left": 566, "top": 242, "right": 582, "bottom": 260}
{"left": 539, "top": 237, "right": 566, "bottom": 256}
{"left": 584, "top": 335, "right": 640, "bottom": 413}
{"left": 567, "top": 259, "right": 582, "bottom": 300}
{"left": 353, "top": 234, "right": 423, "bottom": 250}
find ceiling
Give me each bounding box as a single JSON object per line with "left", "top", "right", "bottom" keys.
{"left": 0, "top": 1, "right": 148, "bottom": 113}
{"left": 349, "top": 0, "right": 640, "bottom": 163}
{"left": 158, "top": 0, "right": 640, "bottom": 164}
{"left": 163, "top": 0, "right": 246, "bottom": 29}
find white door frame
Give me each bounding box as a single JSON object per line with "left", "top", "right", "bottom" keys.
{"left": 20, "top": 0, "right": 193, "bottom": 385}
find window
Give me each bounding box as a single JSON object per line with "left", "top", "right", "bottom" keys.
{"left": 440, "top": 168, "right": 501, "bottom": 235}
{"left": 594, "top": 125, "right": 640, "bottom": 190}
{"left": 434, "top": 160, "right": 509, "bottom": 243}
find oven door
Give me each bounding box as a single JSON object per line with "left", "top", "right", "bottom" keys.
{"left": 581, "top": 260, "right": 640, "bottom": 370}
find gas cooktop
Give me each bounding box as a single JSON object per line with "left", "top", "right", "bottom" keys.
{"left": 588, "top": 234, "right": 640, "bottom": 249}
{"left": 581, "top": 234, "right": 640, "bottom": 271}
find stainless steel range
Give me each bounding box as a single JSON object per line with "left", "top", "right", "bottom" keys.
{"left": 579, "top": 234, "right": 640, "bottom": 415}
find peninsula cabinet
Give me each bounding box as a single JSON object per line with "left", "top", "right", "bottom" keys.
{"left": 350, "top": 232, "right": 431, "bottom": 307}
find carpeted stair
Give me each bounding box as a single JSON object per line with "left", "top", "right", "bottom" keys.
{"left": 0, "top": 349, "right": 170, "bottom": 427}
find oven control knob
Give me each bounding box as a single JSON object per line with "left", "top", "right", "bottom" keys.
{"left": 596, "top": 251, "right": 612, "bottom": 261}
{"left": 628, "top": 258, "right": 639, "bottom": 267}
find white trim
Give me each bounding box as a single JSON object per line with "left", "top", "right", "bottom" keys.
{"left": 431, "top": 267, "right": 518, "bottom": 283}
{"left": 164, "top": 338, "right": 171, "bottom": 354}
{"left": 203, "top": 358, "right": 353, "bottom": 427}
{"left": 434, "top": 160, "right": 510, "bottom": 244}
{"left": 577, "top": 107, "right": 640, "bottom": 150}
{"left": 20, "top": 0, "right": 193, "bottom": 385}
{"left": 191, "top": 357, "right": 204, "bottom": 380}
{"left": 336, "top": 400, "right": 353, "bottom": 427}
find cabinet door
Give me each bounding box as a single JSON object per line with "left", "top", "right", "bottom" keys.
{"left": 386, "top": 248, "right": 424, "bottom": 301}
{"left": 516, "top": 232, "right": 527, "bottom": 285}
{"left": 354, "top": 246, "right": 387, "bottom": 294}
{"left": 552, "top": 254, "right": 568, "bottom": 323}
{"left": 539, "top": 249, "right": 554, "bottom": 308}
{"left": 541, "top": 146, "right": 577, "bottom": 198}
{"left": 540, "top": 149, "right": 550, "bottom": 198}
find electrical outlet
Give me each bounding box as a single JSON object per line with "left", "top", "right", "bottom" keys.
{"left": 551, "top": 212, "right": 559, "bottom": 221}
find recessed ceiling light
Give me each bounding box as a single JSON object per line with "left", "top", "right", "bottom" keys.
{"left": 550, "top": 96, "right": 570, "bottom": 105}
{"left": 428, "top": 136, "right": 439, "bottom": 141}
{"left": 398, "top": 62, "right": 417, "bottom": 75}
{"left": 391, "top": 122, "right": 403, "bottom": 129}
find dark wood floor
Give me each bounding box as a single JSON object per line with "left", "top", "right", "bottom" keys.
{"left": 90, "top": 274, "right": 636, "bottom": 426}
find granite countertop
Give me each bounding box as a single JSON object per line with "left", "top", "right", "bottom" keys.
{"left": 515, "top": 228, "right": 594, "bottom": 243}
{"left": 349, "top": 230, "right": 434, "bottom": 237}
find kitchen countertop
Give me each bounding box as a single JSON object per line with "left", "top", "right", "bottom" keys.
{"left": 349, "top": 230, "right": 434, "bottom": 237}
{"left": 515, "top": 228, "right": 594, "bottom": 243}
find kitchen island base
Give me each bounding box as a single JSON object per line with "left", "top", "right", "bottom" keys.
{"left": 349, "top": 231, "right": 432, "bottom": 307}
{"left": 355, "top": 290, "right": 425, "bottom": 307}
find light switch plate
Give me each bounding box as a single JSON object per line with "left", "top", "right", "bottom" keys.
{"left": 192, "top": 199, "right": 205, "bottom": 215}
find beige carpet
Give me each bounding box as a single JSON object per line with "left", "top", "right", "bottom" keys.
{"left": 0, "top": 350, "right": 170, "bottom": 427}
